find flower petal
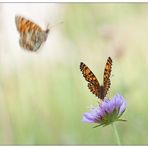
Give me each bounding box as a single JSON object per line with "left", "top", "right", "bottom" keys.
{"left": 115, "top": 94, "right": 123, "bottom": 108}
{"left": 119, "top": 100, "right": 126, "bottom": 115}
{"left": 82, "top": 113, "right": 95, "bottom": 123}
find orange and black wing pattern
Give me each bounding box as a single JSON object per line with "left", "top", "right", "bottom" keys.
{"left": 80, "top": 62, "right": 100, "bottom": 98}
{"left": 15, "top": 16, "right": 43, "bottom": 34}
{"left": 15, "top": 16, "right": 49, "bottom": 51}
{"left": 103, "top": 57, "right": 112, "bottom": 97}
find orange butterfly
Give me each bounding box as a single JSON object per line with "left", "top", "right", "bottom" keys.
{"left": 80, "top": 57, "right": 112, "bottom": 100}
{"left": 15, "top": 15, "right": 49, "bottom": 51}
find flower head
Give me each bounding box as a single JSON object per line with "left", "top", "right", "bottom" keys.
{"left": 82, "top": 94, "right": 126, "bottom": 127}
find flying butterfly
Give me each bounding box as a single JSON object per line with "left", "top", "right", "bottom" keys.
{"left": 80, "top": 57, "right": 112, "bottom": 100}
{"left": 15, "top": 15, "right": 50, "bottom": 52}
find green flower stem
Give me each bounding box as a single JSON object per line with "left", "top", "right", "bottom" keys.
{"left": 112, "top": 123, "right": 121, "bottom": 145}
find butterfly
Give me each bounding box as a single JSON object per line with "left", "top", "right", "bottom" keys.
{"left": 80, "top": 57, "right": 112, "bottom": 100}
{"left": 15, "top": 15, "right": 49, "bottom": 51}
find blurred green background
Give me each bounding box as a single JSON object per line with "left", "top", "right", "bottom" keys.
{"left": 0, "top": 3, "right": 148, "bottom": 145}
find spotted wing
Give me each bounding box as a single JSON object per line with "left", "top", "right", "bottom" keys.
{"left": 15, "top": 16, "right": 42, "bottom": 34}
{"left": 103, "top": 57, "right": 112, "bottom": 97}
{"left": 80, "top": 62, "right": 101, "bottom": 98}
{"left": 15, "top": 16, "right": 49, "bottom": 51}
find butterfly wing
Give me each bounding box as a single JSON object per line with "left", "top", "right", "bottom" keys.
{"left": 15, "top": 16, "right": 49, "bottom": 51}
{"left": 80, "top": 62, "right": 101, "bottom": 98}
{"left": 15, "top": 16, "right": 42, "bottom": 34}
{"left": 103, "top": 57, "right": 112, "bottom": 97}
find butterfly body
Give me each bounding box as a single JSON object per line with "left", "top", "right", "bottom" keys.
{"left": 99, "top": 85, "right": 104, "bottom": 100}
{"left": 80, "top": 57, "right": 112, "bottom": 100}
{"left": 15, "top": 16, "right": 49, "bottom": 51}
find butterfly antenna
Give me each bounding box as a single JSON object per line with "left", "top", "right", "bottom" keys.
{"left": 47, "top": 20, "right": 64, "bottom": 31}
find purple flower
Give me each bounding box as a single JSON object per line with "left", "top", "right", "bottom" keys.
{"left": 82, "top": 94, "right": 126, "bottom": 127}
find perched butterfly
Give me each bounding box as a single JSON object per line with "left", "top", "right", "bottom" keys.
{"left": 80, "top": 57, "right": 112, "bottom": 100}
{"left": 15, "top": 15, "right": 49, "bottom": 51}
